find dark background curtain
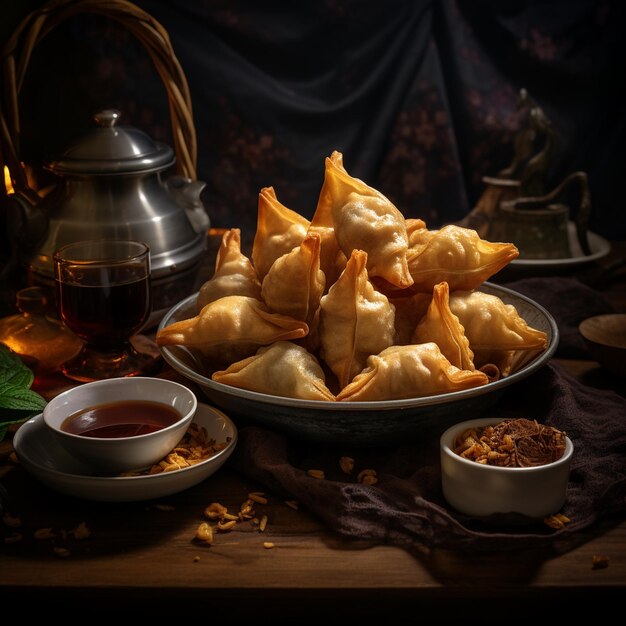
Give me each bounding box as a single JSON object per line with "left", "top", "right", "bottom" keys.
{"left": 2, "top": 0, "right": 625, "bottom": 250}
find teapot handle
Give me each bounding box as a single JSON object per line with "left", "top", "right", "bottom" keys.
{"left": 0, "top": 0, "right": 198, "bottom": 199}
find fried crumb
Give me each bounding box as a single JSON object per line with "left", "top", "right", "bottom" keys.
{"left": 53, "top": 547, "right": 71, "bottom": 558}
{"left": 33, "top": 528, "right": 55, "bottom": 540}
{"left": 306, "top": 469, "right": 325, "bottom": 480}
{"left": 193, "top": 555, "right": 201, "bottom": 563}
{"left": 263, "top": 542, "right": 275, "bottom": 549}
{"left": 204, "top": 502, "right": 228, "bottom": 520}
{"left": 195, "top": 522, "right": 214, "bottom": 544}
{"left": 339, "top": 456, "right": 354, "bottom": 475}
{"left": 248, "top": 492, "right": 268, "bottom": 504}
{"left": 357, "top": 469, "right": 378, "bottom": 485}
{"left": 120, "top": 423, "right": 229, "bottom": 476}
{"left": 153, "top": 504, "right": 175, "bottom": 512}
{"left": 2, "top": 513, "right": 22, "bottom": 528}
{"left": 70, "top": 522, "right": 91, "bottom": 540}
{"left": 285, "top": 500, "right": 299, "bottom": 510}
{"left": 544, "top": 513, "right": 571, "bottom": 530}
{"left": 592, "top": 555, "right": 610, "bottom": 570}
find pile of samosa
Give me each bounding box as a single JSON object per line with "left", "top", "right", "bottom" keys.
{"left": 157, "top": 152, "right": 547, "bottom": 402}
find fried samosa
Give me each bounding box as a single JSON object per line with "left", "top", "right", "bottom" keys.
{"left": 309, "top": 151, "right": 346, "bottom": 287}
{"left": 318, "top": 249, "right": 396, "bottom": 389}
{"left": 336, "top": 343, "right": 489, "bottom": 401}
{"left": 156, "top": 295, "right": 308, "bottom": 366}
{"left": 261, "top": 231, "right": 325, "bottom": 328}
{"left": 212, "top": 341, "right": 335, "bottom": 401}
{"left": 412, "top": 282, "right": 475, "bottom": 371}
{"left": 448, "top": 290, "right": 548, "bottom": 373}
{"left": 407, "top": 224, "right": 519, "bottom": 292}
{"left": 197, "top": 228, "right": 261, "bottom": 311}
{"left": 252, "top": 186, "right": 310, "bottom": 279}
{"left": 320, "top": 150, "right": 413, "bottom": 289}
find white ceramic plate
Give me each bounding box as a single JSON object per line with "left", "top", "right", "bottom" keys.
{"left": 510, "top": 221, "right": 610, "bottom": 269}
{"left": 13, "top": 403, "right": 237, "bottom": 502}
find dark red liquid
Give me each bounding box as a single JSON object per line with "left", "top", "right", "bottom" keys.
{"left": 57, "top": 270, "right": 150, "bottom": 350}
{"left": 61, "top": 400, "right": 181, "bottom": 438}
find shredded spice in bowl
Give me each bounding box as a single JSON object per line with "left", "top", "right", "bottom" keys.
{"left": 453, "top": 418, "right": 567, "bottom": 467}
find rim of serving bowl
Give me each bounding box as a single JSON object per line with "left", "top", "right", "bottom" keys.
{"left": 440, "top": 417, "right": 573, "bottom": 473}
{"left": 43, "top": 376, "right": 197, "bottom": 442}
{"left": 157, "top": 283, "right": 560, "bottom": 411}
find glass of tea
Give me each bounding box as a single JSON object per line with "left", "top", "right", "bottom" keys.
{"left": 54, "top": 240, "right": 159, "bottom": 382}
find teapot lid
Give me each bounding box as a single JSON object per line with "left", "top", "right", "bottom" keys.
{"left": 47, "top": 109, "right": 175, "bottom": 175}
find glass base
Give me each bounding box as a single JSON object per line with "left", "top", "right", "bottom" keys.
{"left": 61, "top": 338, "right": 162, "bottom": 383}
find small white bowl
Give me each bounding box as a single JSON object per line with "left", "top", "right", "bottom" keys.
{"left": 43, "top": 377, "right": 197, "bottom": 475}
{"left": 440, "top": 417, "right": 573, "bottom": 519}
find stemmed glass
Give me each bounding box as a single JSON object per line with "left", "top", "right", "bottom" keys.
{"left": 54, "top": 240, "right": 160, "bottom": 382}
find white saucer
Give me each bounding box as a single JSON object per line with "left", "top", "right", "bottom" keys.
{"left": 510, "top": 221, "right": 611, "bottom": 270}
{"left": 13, "top": 402, "right": 237, "bottom": 502}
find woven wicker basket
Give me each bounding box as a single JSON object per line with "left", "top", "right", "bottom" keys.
{"left": 0, "top": 0, "right": 197, "bottom": 202}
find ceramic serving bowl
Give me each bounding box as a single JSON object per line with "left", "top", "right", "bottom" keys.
{"left": 440, "top": 417, "right": 573, "bottom": 519}
{"left": 578, "top": 313, "right": 626, "bottom": 379}
{"left": 158, "top": 283, "right": 559, "bottom": 445}
{"left": 43, "top": 377, "right": 197, "bottom": 475}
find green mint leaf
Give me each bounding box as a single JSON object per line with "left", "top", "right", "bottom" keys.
{"left": 0, "top": 384, "right": 47, "bottom": 411}
{"left": 1, "top": 366, "right": 33, "bottom": 391}
{"left": 0, "top": 344, "right": 35, "bottom": 389}
{"left": 0, "top": 345, "right": 46, "bottom": 417}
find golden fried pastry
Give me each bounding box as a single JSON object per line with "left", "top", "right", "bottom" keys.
{"left": 156, "top": 295, "right": 308, "bottom": 366}
{"left": 252, "top": 186, "right": 310, "bottom": 279}
{"left": 261, "top": 231, "right": 325, "bottom": 328}
{"left": 308, "top": 151, "right": 346, "bottom": 287}
{"left": 336, "top": 343, "right": 489, "bottom": 401}
{"left": 407, "top": 224, "right": 519, "bottom": 292}
{"left": 448, "top": 289, "right": 548, "bottom": 374}
{"left": 320, "top": 150, "right": 413, "bottom": 289}
{"left": 318, "top": 249, "right": 396, "bottom": 389}
{"left": 412, "top": 282, "right": 475, "bottom": 371}
{"left": 196, "top": 228, "right": 262, "bottom": 311}
{"left": 212, "top": 341, "right": 335, "bottom": 401}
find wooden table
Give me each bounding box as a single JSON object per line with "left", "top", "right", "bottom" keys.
{"left": 1, "top": 239, "right": 625, "bottom": 619}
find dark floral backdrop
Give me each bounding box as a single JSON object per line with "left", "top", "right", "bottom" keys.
{"left": 2, "top": 0, "right": 625, "bottom": 253}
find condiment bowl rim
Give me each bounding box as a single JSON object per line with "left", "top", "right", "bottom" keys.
{"left": 440, "top": 417, "right": 573, "bottom": 473}
{"left": 43, "top": 376, "right": 197, "bottom": 443}
{"left": 578, "top": 313, "right": 626, "bottom": 349}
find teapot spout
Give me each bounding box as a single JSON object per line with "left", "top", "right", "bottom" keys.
{"left": 164, "top": 175, "right": 210, "bottom": 235}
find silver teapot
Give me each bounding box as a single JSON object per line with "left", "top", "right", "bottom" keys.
{"left": 7, "top": 109, "right": 210, "bottom": 324}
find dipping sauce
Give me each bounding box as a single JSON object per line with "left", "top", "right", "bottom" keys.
{"left": 61, "top": 400, "right": 181, "bottom": 438}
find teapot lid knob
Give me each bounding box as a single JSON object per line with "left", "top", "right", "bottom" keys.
{"left": 93, "top": 109, "right": 121, "bottom": 128}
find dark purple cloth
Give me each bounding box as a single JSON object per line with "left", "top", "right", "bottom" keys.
{"left": 504, "top": 276, "right": 617, "bottom": 358}
{"left": 231, "top": 277, "right": 626, "bottom": 552}
{"left": 232, "top": 362, "right": 626, "bottom": 552}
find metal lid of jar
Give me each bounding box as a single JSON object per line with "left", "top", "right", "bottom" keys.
{"left": 46, "top": 109, "right": 175, "bottom": 175}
